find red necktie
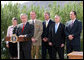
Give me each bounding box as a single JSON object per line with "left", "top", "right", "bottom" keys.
{"left": 21, "top": 24, "right": 25, "bottom": 33}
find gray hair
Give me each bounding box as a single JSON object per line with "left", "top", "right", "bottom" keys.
{"left": 55, "top": 14, "right": 61, "bottom": 20}
{"left": 20, "top": 13, "right": 28, "bottom": 19}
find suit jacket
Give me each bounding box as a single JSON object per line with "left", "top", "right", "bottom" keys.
{"left": 42, "top": 19, "right": 55, "bottom": 46}
{"left": 16, "top": 22, "right": 34, "bottom": 45}
{"left": 28, "top": 19, "right": 43, "bottom": 46}
{"left": 13, "top": 26, "right": 17, "bottom": 34}
{"left": 65, "top": 19, "right": 82, "bottom": 46}
{"left": 49, "top": 23, "right": 65, "bottom": 47}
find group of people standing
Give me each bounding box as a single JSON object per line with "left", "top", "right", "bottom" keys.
{"left": 6, "top": 11, "right": 82, "bottom": 59}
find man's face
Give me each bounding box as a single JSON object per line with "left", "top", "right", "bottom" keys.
{"left": 70, "top": 12, "right": 76, "bottom": 20}
{"left": 44, "top": 13, "right": 50, "bottom": 20}
{"left": 21, "top": 15, "right": 27, "bottom": 23}
{"left": 12, "top": 20, "right": 17, "bottom": 26}
{"left": 30, "top": 12, "right": 36, "bottom": 20}
{"left": 55, "top": 16, "right": 60, "bottom": 23}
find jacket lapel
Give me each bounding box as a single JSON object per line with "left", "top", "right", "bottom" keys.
{"left": 57, "top": 23, "right": 61, "bottom": 33}
{"left": 34, "top": 20, "right": 37, "bottom": 28}
{"left": 44, "top": 21, "right": 46, "bottom": 28}
{"left": 70, "top": 19, "right": 77, "bottom": 31}
{"left": 53, "top": 23, "right": 55, "bottom": 35}
{"left": 44, "top": 20, "right": 51, "bottom": 28}
{"left": 47, "top": 20, "right": 51, "bottom": 28}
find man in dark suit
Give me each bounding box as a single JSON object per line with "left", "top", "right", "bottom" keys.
{"left": 65, "top": 11, "right": 82, "bottom": 54}
{"left": 48, "top": 15, "right": 65, "bottom": 59}
{"left": 15, "top": 14, "right": 34, "bottom": 59}
{"left": 42, "top": 12, "right": 54, "bottom": 59}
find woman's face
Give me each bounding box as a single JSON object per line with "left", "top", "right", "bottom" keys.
{"left": 12, "top": 20, "right": 17, "bottom": 26}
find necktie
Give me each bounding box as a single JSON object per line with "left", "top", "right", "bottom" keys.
{"left": 70, "top": 21, "right": 74, "bottom": 28}
{"left": 46, "top": 22, "right": 48, "bottom": 27}
{"left": 32, "top": 20, "right": 34, "bottom": 25}
{"left": 21, "top": 24, "right": 25, "bottom": 33}
{"left": 55, "top": 24, "right": 58, "bottom": 33}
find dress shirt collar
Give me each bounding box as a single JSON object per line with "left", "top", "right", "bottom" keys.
{"left": 22, "top": 22, "right": 27, "bottom": 25}
{"left": 11, "top": 25, "right": 17, "bottom": 28}
{"left": 45, "top": 18, "right": 50, "bottom": 23}
{"left": 11, "top": 25, "right": 14, "bottom": 28}
{"left": 55, "top": 22, "right": 60, "bottom": 26}
{"left": 71, "top": 18, "right": 76, "bottom": 23}
{"left": 31, "top": 19, "right": 36, "bottom": 23}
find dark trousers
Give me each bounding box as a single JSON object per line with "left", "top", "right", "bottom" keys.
{"left": 66, "top": 43, "right": 80, "bottom": 54}
{"left": 20, "top": 41, "right": 32, "bottom": 59}
{"left": 66, "top": 39, "right": 80, "bottom": 58}
{"left": 9, "top": 42, "right": 17, "bottom": 57}
{"left": 52, "top": 46, "right": 64, "bottom": 59}
{"left": 42, "top": 42, "right": 53, "bottom": 59}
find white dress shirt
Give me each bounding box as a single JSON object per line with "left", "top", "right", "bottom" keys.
{"left": 6, "top": 25, "right": 15, "bottom": 44}
{"left": 31, "top": 19, "right": 36, "bottom": 24}
{"left": 55, "top": 22, "right": 60, "bottom": 33}
{"left": 71, "top": 18, "right": 76, "bottom": 23}
{"left": 45, "top": 19, "right": 50, "bottom": 27}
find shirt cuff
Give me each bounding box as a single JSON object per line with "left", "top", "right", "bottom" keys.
{"left": 24, "top": 35, "right": 27, "bottom": 37}
{"left": 6, "top": 41, "right": 9, "bottom": 44}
